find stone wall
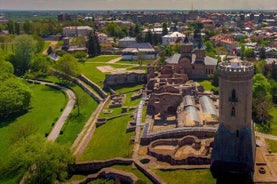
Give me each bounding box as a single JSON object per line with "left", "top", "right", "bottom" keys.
{"left": 51, "top": 70, "right": 103, "bottom": 103}
{"left": 147, "top": 136, "right": 211, "bottom": 165}
{"left": 104, "top": 72, "right": 147, "bottom": 89}
{"left": 74, "top": 158, "right": 133, "bottom": 174}
{"left": 140, "top": 127, "right": 216, "bottom": 145}
{"left": 78, "top": 75, "right": 108, "bottom": 98}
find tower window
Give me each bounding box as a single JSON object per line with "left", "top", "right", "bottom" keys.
{"left": 229, "top": 89, "right": 238, "bottom": 103}
{"left": 236, "top": 130, "right": 239, "bottom": 137}
{"left": 231, "top": 107, "right": 236, "bottom": 117}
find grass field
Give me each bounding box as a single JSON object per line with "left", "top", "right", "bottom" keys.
{"left": 0, "top": 83, "right": 66, "bottom": 184}
{"left": 78, "top": 114, "right": 134, "bottom": 161}
{"left": 86, "top": 55, "right": 121, "bottom": 63}
{"left": 154, "top": 169, "right": 215, "bottom": 184}
{"left": 269, "top": 106, "right": 277, "bottom": 136}
{"left": 56, "top": 85, "right": 99, "bottom": 146}
{"left": 79, "top": 85, "right": 143, "bottom": 161}
{"left": 266, "top": 139, "right": 277, "bottom": 153}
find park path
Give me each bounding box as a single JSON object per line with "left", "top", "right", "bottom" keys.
{"left": 107, "top": 56, "right": 122, "bottom": 63}
{"left": 26, "top": 79, "right": 76, "bottom": 141}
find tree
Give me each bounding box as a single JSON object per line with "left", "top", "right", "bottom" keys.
{"left": 134, "top": 23, "right": 141, "bottom": 37}
{"left": 252, "top": 74, "right": 272, "bottom": 126}
{"left": 47, "top": 46, "right": 53, "bottom": 55}
{"left": 255, "top": 60, "right": 266, "bottom": 75}
{"left": 162, "top": 23, "right": 168, "bottom": 36}
{"left": 1, "top": 134, "right": 75, "bottom": 184}
{"left": 0, "top": 76, "right": 31, "bottom": 119}
{"left": 259, "top": 47, "right": 266, "bottom": 60}
{"left": 240, "top": 45, "right": 245, "bottom": 60}
{"left": 10, "top": 35, "right": 37, "bottom": 75}
{"left": 270, "top": 61, "right": 277, "bottom": 80}
{"left": 32, "top": 34, "right": 45, "bottom": 53}
{"left": 30, "top": 54, "right": 52, "bottom": 74}
{"left": 210, "top": 68, "right": 219, "bottom": 87}
{"left": 55, "top": 54, "right": 79, "bottom": 77}
{"left": 144, "top": 30, "right": 154, "bottom": 44}
{"left": 244, "top": 48, "right": 255, "bottom": 60}
{"left": 87, "top": 32, "right": 101, "bottom": 57}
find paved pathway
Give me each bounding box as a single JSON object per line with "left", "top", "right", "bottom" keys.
{"left": 26, "top": 79, "right": 76, "bottom": 141}
{"left": 107, "top": 56, "right": 123, "bottom": 64}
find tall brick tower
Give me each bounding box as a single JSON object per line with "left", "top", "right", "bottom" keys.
{"left": 211, "top": 58, "right": 256, "bottom": 184}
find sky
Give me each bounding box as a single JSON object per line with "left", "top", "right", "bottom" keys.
{"left": 0, "top": 0, "right": 276, "bottom": 10}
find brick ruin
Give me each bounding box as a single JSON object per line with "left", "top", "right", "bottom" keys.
{"left": 137, "top": 64, "right": 219, "bottom": 167}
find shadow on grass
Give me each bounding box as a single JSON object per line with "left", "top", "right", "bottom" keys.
{"left": 0, "top": 110, "right": 29, "bottom": 128}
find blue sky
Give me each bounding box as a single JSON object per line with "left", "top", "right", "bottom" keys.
{"left": 0, "top": 0, "right": 276, "bottom": 10}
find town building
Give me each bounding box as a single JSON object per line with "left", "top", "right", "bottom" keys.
{"left": 121, "top": 42, "right": 157, "bottom": 61}
{"left": 165, "top": 36, "right": 217, "bottom": 79}
{"left": 162, "top": 31, "right": 185, "bottom": 45}
{"left": 62, "top": 26, "right": 93, "bottom": 37}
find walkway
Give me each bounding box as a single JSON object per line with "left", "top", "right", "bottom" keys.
{"left": 26, "top": 79, "right": 76, "bottom": 141}
{"left": 107, "top": 56, "right": 123, "bottom": 64}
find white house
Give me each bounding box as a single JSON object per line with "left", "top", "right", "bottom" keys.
{"left": 162, "top": 31, "right": 186, "bottom": 45}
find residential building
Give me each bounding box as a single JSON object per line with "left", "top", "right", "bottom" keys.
{"left": 162, "top": 31, "right": 186, "bottom": 45}
{"left": 62, "top": 26, "right": 93, "bottom": 37}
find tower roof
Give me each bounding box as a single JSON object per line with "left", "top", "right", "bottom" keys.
{"left": 183, "top": 35, "right": 193, "bottom": 45}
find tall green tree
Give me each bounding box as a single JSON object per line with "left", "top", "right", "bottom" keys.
{"left": 0, "top": 134, "right": 75, "bottom": 184}
{"left": 259, "top": 47, "right": 266, "bottom": 60}
{"left": 87, "top": 32, "right": 101, "bottom": 57}
{"left": 252, "top": 74, "right": 272, "bottom": 126}
{"left": 10, "top": 35, "right": 37, "bottom": 75}
{"left": 270, "top": 61, "right": 277, "bottom": 80}
{"left": 30, "top": 54, "right": 52, "bottom": 74}
{"left": 32, "top": 34, "right": 45, "bottom": 53}
{"left": 0, "top": 76, "right": 31, "bottom": 119}
{"left": 55, "top": 54, "right": 79, "bottom": 77}
{"left": 244, "top": 48, "right": 255, "bottom": 60}
{"left": 162, "top": 23, "right": 168, "bottom": 36}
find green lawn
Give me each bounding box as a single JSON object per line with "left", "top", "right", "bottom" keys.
{"left": 0, "top": 83, "right": 66, "bottom": 184}
{"left": 269, "top": 106, "right": 277, "bottom": 136}
{"left": 78, "top": 62, "right": 141, "bottom": 89}
{"left": 78, "top": 62, "right": 107, "bottom": 88}
{"left": 43, "top": 41, "right": 51, "bottom": 53}
{"left": 198, "top": 80, "right": 214, "bottom": 91}
{"left": 86, "top": 55, "right": 120, "bottom": 63}
{"left": 79, "top": 85, "right": 143, "bottom": 161}
{"left": 256, "top": 106, "right": 277, "bottom": 135}
{"left": 56, "top": 85, "right": 99, "bottom": 146}
{"left": 78, "top": 115, "right": 134, "bottom": 161}
{"left": 154, "top": 169, "right": 215, "bottom": 184}
{"left": 266, "top": 139, "right": 277, "bottom": 153}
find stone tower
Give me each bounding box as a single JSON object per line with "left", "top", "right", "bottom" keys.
{"left": 211, "top": 58, "right": 256, "bottom": 184}
{"left": 180, "top": 35, "right": 193, "bottom": 58}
